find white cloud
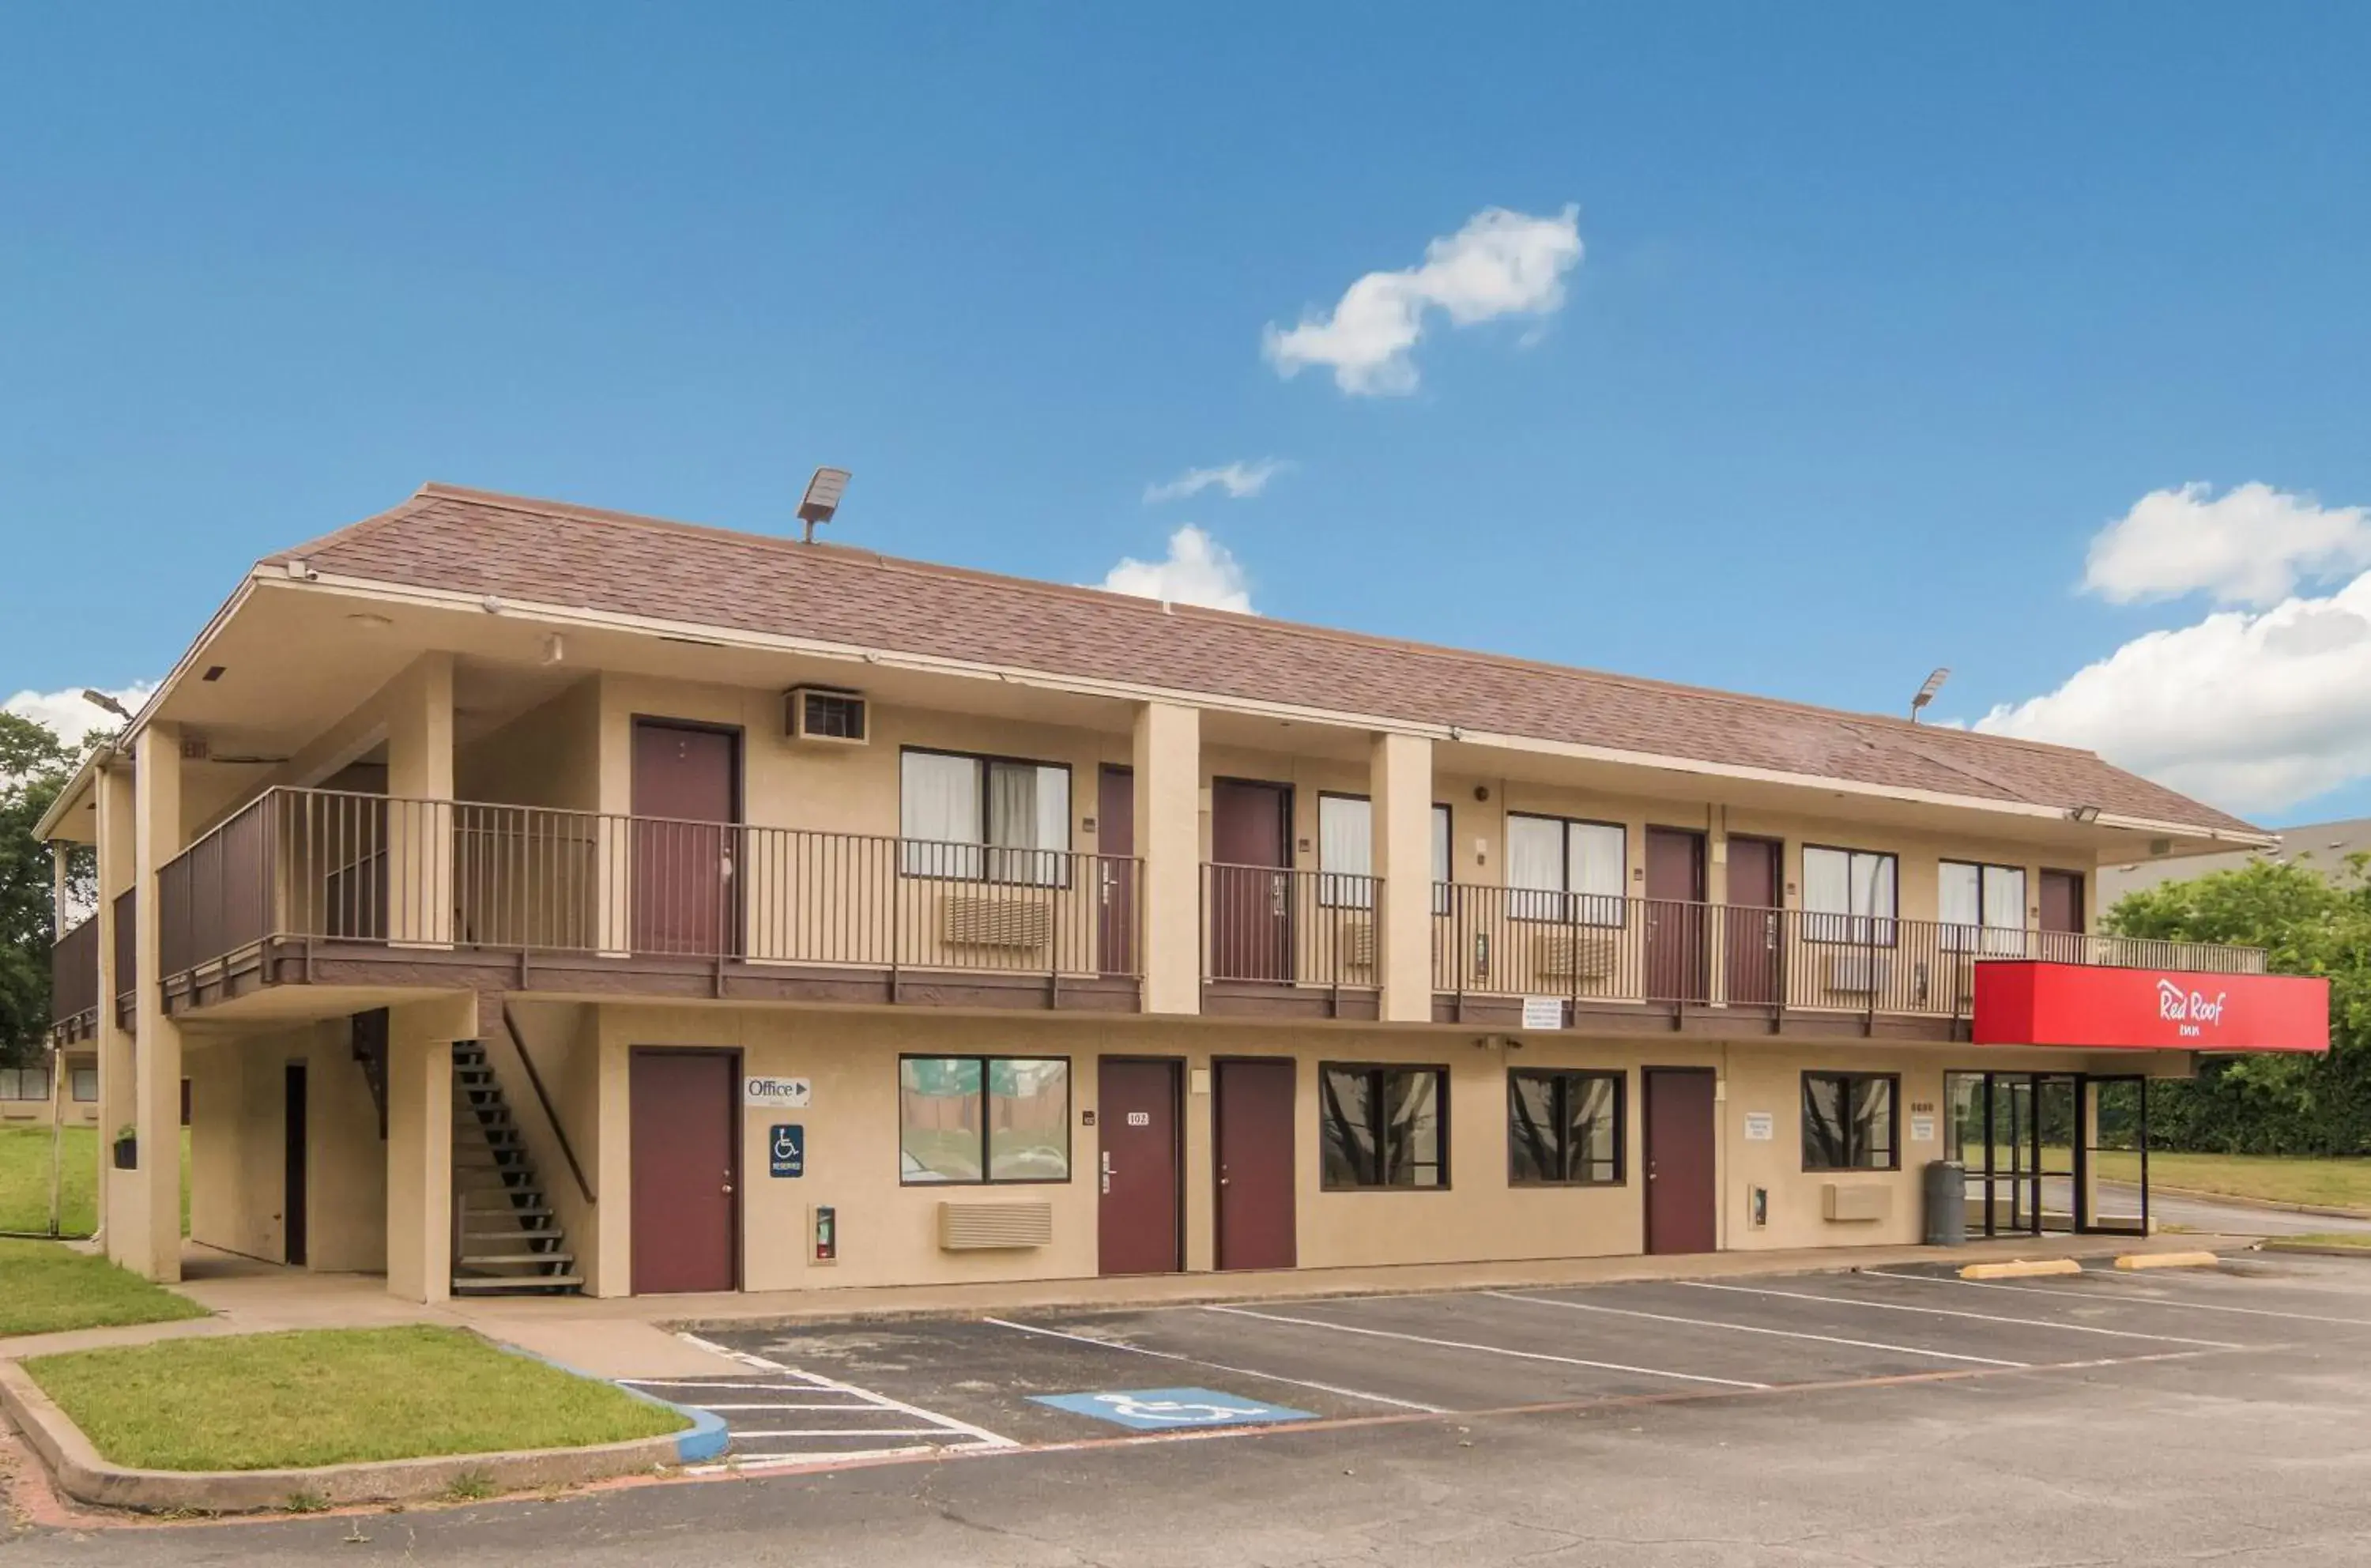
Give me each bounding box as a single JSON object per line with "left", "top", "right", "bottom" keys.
{"left": 1976, "top": 572, "right": 2371, "bottom": 816}
{"left": 3, "top": 683, "right": 154, "bottom": 751}
{"left": 1263, "top": 205, "right": 1583, "bottom": 396}
{"left": 2083, "top": 481, "right": 2371, "bottom": 608}
{"left": 1144, "top": 459, "right": 1288, "bottom": 506}
{"left": 1095, "top": 526, "right": 1254, "bottom": 614}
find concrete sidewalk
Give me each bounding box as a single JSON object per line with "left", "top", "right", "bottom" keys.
{"left": 0, "top": 1231, "right": 2230, "bottom": 1375}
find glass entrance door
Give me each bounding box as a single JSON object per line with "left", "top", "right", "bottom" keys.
{"left": 1947, "top": 1071, "right": 2149, "bottom": 1238}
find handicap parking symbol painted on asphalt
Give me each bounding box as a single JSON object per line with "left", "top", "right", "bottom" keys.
{"left": 1029, "top": 1387, "right": 1316, "bottom": 1431}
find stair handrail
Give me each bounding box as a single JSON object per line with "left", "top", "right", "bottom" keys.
{"left": 499, "top": 1004, "right": 596, "bottom": 1205}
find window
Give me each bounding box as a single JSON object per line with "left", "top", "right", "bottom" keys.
{"left": 1802, "top": 846, "right": 1897, "bottom": 945}
{"left": 70, "top": 1068, "right": 98, "bottom": 1103}
{"left": 1319, "top": 1064, "right": 1448, "bottom": 1189}
{"left": 1939, "top": 861, "right": 2029, "bottom": 956}
{"left": 1801, "top": 1072, "right": 1898, "bottom": 1170}
{"left": 1316, "top": 796, "right": 1455, "bottom": 910}
{"left": 1506, "top": 814, "right": 1626, "bottom": 925}
{"left": 899, "top": 748, "right": 1072, "bottom": 885}
{"left": 896, "top": 1056, "right": 1071, "bottom": 1185}
{"left": 1507, "top": 1069, "right": 1623, "bottom": 1185}
{"left": 0, "top": 1067, "right": 50, "bottom": 1102}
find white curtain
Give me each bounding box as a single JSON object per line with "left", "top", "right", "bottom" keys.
{"left": 1982, "top": 865, "right": 2027, "bottom": 955}
{"left": 1856, "top": 852, "right": 1897, "bottom": 944}
{"left": 1318, "top": 794, "right": 1374, "bottom": 908}
{"left": 984, "top": 761, "right": 1069, "bottom": 885}
{"left": 902, "top": 751, "right": 982, "bottom": 877}
{"left": 1507, "top": 814, "right": 1564, "bottom": 920}
{"left": 1939, "top": 861, "right": 1981, "bottom": 952}
{"left": 1569, "top": 822, "right": 1626, "bottom": 926}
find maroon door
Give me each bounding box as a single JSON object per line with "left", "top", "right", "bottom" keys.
{"left": 2039, "top": 870, "right": 2086, "bottom": 963}
{"left": 1215, "top": 1058, "right": 1295, "bottom": 1270}
{"left": 1209, "top": 780, "right": 1292, "bottom": 982}
{"left": 1098, "top": 1057, "right": 1182, "bottom": 1275}
{"left": 1725, "top": 836, "right": 1783, "bottom": 1006}
{"left": 1098, "top": 765, "right": 1137, "bottom": 978}
{"left": 1644, "top": 828, "right": 1708, "bottom": 1003}
{"left": 630, "top": 1050, "right": 740, "bottom": 1294}
{"left": 631, "top": 721, "right": 741, "bottom": 957}
{"left": 1644, "top": 1067, "right": 1717, "bottom": 1254}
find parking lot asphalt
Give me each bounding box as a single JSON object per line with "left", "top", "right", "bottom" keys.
{"left": 669, "top": 1258, "right": 2292, "bottom": 1463}
{"left": 16, "top": 1252, "right": 2371, "bottom": 1566}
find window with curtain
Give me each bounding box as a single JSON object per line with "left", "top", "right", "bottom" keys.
{"left": 897, "top": 1055, "right": 1071, "bottom": 1184}
{"left": 1506, "top": 813, "right": 1626, "bottom": 926}
{"left": 1802, "top": 846, "right": 1897, "bottom": 946}
{"left": 899, "top": 749, "right": 1072, "bottom": 885}
{"left": 71, "top": 1068, "right": 98, "bottom": 1102}
{"left": 1317, "top": 793, "right": 1374, "bottom": 909}
{"left": 1939, "top": 861, "right": 2029, "bottom": 956}
{"left": 1507, "top": 1069, "right": 1624, "bottom": 1185}
{"left": 1319, "top": 1064, "right": 1448, "bottom": 1189}
{"left": 1801, "top": 1071, "right": 1898, "bottom": 1170}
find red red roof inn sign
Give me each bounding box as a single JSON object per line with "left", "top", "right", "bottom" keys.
{"left": 1973, "top": 963, "right": 2331, "bottom": 1054}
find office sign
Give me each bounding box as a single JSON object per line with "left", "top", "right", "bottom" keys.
{"left": 744, "top": 1076, "right": 812, "bottom": 1108}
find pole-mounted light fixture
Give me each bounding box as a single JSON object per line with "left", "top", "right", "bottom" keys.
{"left": 1909, "top": 667, "right": 1950, "bottom": 722}
{"left": 797, "top": 467, "right": 852, "bottom": 543}
{"left": 80, "top": 689, "right": 133, "bottom": 721}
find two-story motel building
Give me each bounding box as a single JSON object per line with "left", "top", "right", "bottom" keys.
{"left": 38, "top": 484, "right": 2331, "bottom": 1302}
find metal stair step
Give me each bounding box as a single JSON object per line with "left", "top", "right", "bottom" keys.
{"left": 456, "top": 1251, "right": 576, "bottom": 1267}
{"left": 451, "top": 1275, "right": 583, "bottom": 1295}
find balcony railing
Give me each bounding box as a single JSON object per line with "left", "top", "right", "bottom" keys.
{"left": 1201, "top": 864, "right": 1380, "bottom": 992}
{"left": 49, "top": 915, "right": 99, "bottom": 1039}
{"left": 155, "top": 787, "right": 1140, "bottom": 991}
{"left": 1433, "top": 884, "right": 2266, "bottom": 1020}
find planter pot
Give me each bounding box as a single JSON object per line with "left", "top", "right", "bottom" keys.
{"left": 111, "top": 1136, "right": 137, "bottom": 1170}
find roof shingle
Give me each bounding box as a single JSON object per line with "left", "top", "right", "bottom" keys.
{"left": 272, "top": 485, "right": 2260, "bottom": 839}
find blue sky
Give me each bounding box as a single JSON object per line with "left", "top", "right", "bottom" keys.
{"left": 5, "top": 5, "right": 2369, "bottom": 824}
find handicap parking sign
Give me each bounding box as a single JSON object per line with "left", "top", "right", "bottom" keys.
{"left": 1029, "top": 1387, "right": 1314, "bottom": 1431}
{"left": 768, "top": 1124, "right": 804, "bottom": 1178}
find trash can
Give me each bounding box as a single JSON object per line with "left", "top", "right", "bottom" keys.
{"left": 1922, "top": 1159, "right": 1966, "bottom": 1246}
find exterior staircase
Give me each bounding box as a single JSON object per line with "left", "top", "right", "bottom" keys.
{"left": 451, "top": 1040, "right": 582, "bottom": 1295}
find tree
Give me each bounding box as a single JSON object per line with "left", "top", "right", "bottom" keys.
{"left": 0, "top": 712, "right": 81, "bottom": 1066}
{"left": 2106, "top": 858, "right": 2371, "bottom": 1155}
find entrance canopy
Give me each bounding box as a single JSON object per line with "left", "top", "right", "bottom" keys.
{"left": 1973, "top": 962, "right": 2329, "bottom": 1054}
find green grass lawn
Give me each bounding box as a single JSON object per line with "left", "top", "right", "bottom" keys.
{"left": 0, "top": 1239, "right": 210, "bottom": 1338}
{"left": 2090, "top": 1150, "right": 2371, "bottom": 1212}
{"left": 25, "top": 1326, "right": 690, "bottom": 1472}
{"left": 2265, "top": 1231, "right": 2371, "bottom": 1251}
{"left": 0, "top": 1125, "right": 190, "bottom": 1238}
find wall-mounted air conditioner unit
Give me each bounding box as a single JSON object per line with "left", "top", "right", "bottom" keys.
{"left": 786, "top": 687, "right": 869, "bottom": 745}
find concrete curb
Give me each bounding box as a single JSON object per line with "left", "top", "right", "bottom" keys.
{"left": 2256, "top": 1240, "right": 2371, "bottom": 1261}
{"left": 2145, "top": 1183, "right": 2371, "bottom": 1222}
{"left": 1959, "top": 1258, "right": 2085, "bottom": 1280}
{"left": 2113, "top": 1251, "right": 2222, "bottom": 1272}
{"left": 0, "top": 1349, "right": 718, "bottom": 1514}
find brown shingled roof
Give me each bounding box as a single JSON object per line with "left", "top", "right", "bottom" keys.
{"left": 270, "top": 484, "right": 2258, "bottom": 838}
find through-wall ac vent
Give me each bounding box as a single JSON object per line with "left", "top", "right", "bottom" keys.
{"left": 786, "top": 686, "right": 869, "bottom": 744}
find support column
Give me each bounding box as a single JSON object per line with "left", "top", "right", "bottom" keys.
{"left": 1370, "top": 733, "right": 1434, "bottom": 1023}
{"left": 386, "top": 654, "right": 456, "bottom": 947}
{"left": 94, "top": 763, "right": 135, "bottom": 1238}
{"left": 1133, "top": 702, "right": 1201, "bottom": 1016}
{"left": 590, "top": 1027, "right": 632, "bottom": 1297}
{"left": 385, "top": 997, "right": 464, "bottom": 1303}
{"left": 123, "top": 725, "right": 184, "bottom": 1281}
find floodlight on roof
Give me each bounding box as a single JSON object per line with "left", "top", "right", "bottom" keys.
{"left": 797, "top": 467, "right": 852, "bottom": 543}
{"left": 1908, "top": 667, "right": 1950, "bottom": 722}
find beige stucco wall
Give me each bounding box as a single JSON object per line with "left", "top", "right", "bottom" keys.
{"left": 187, "top": 1020, "right": 386, "bottom": 1271}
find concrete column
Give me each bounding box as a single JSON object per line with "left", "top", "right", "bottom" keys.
{"left": 123, "top": 725, "right": 184, "bottom": 1281}
{"left": 1370, "top": 733, "right": 1434, "bottom": 1023}
{"left": 386, "top": 654, "right": 456, "bottom": 947}
{"left": 590, "top": 1026, "right": 632, "bottom": 1297}
{"left": 385, "top": 997, "right": 462, "bottom": 1303}
{"left": 1133, "top": 702, "right": 1201, "bottom": 1016}
{"left": 593, "top": 674, "right": 633, "bottom": 956}
{"left": 94, "top": 763, "right": 135, "bottom": 1238}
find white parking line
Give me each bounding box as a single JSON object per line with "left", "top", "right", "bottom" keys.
{"left": 1860, "top": 1269, "right": 2371, "bottom": 1329}
{"left": 662, "top": 1334, "right": 1018, "bottom": 1472}
{"left": 983, "top": 1317, "right": 1447, "bottom": 1412}
{"left": 1482, "top": 1291, "right": 2030, "bottom": 1367}
{"left": 1675, "top": 1282, "right": 2245, "bottom": 1349}
{"left": 679, "top": 1336, "right": 1020, "bottom": 1449}
{"left": 1202, "top": 1305, "right": 1772, "bottom": 1389}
